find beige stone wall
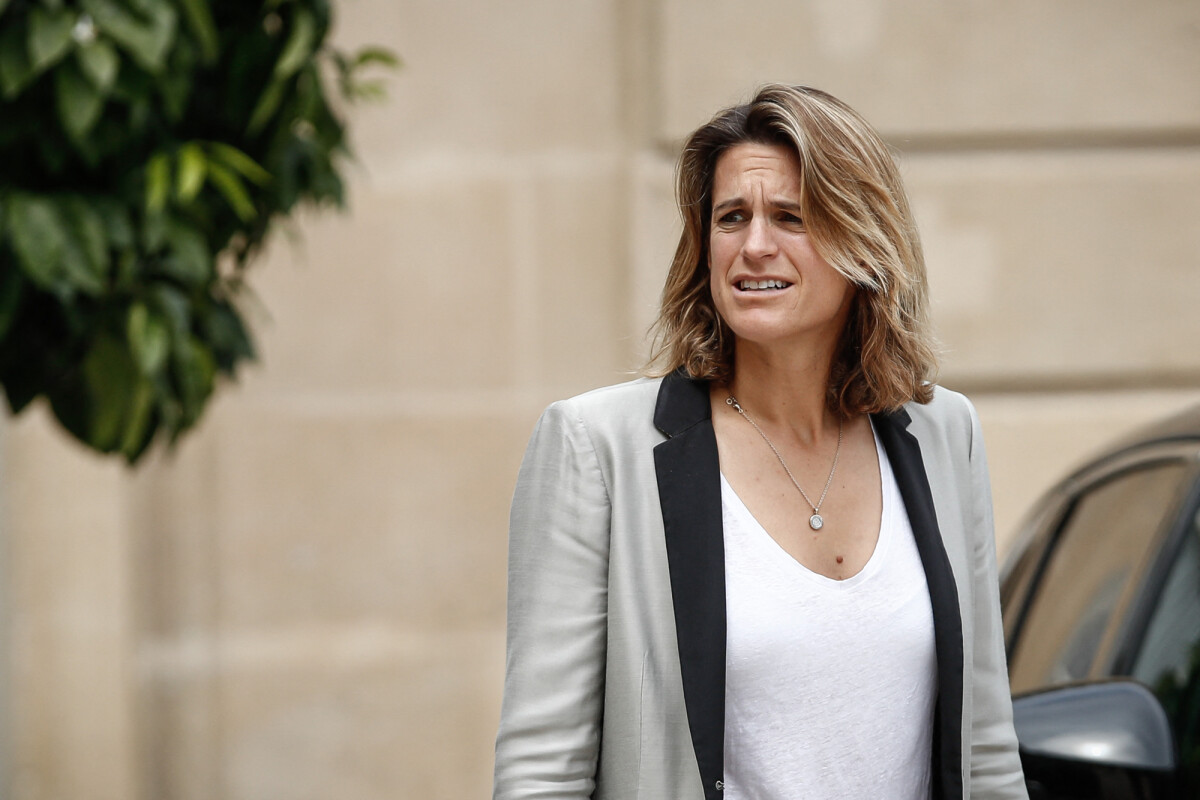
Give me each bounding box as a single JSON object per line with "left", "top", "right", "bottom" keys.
{"left": 3, "top": 1, "right": 1200, "bottom": 798}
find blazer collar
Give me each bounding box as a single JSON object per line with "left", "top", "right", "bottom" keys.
{"left": 873, "top": 408, "right": 965, "bottom": 800}
{"left": 653, "top": 370, "right": 726, "bottom": 800}
{"left": 653, "top": 371, "right": 964, "bottom": 800}
{"left": 653, "top": 367, "right": 712, "bottom": 437}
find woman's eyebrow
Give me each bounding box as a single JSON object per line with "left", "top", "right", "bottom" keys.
{"left": 712, "top": 198, "right": 743, "bottom": 217}
{"left": 712, "top": 197, "right": 803, "bottom": 217}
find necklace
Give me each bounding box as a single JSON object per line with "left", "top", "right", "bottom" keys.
{"left": 725, "top": 395, "right": 844, "bottom": 531}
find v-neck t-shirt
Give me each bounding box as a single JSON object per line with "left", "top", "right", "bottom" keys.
{"left": 720, "top": 422, "right": 937, "bottom": 799}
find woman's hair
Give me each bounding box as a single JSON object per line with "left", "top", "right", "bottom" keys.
{"left": 646, "top": 84, "right": 937, "bottom": 415}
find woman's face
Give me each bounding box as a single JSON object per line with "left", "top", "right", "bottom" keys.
{"left": 708, "top": 142, "right": 853, "bottom": 358}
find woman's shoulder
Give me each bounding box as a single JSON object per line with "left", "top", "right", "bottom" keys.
{"left": 539, "top": 376, "right": 667, "bottom": 440}
{"left": 902, "top": 384, "right": 983, "bottom": 451}
{"left": 553, "top": 375, "right": 664, "bottom": 414}
{"left": 908, "top": 383, "right": 977, "bottom": 419}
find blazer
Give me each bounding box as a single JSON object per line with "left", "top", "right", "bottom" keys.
{"left": 494, "top": 371, "right": 1027, "bottom": 800}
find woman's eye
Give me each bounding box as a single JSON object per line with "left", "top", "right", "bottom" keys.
{"left": 779, "top": 212, "right": 803, "bottom": 225}
{"left": 717, "top": 211, "right": 746, "bottom": 224}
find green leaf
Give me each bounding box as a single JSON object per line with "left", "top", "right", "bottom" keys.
{"left": 173, "top": 334, "right": 215, "bottom": 426}
{"left": 46, "top": 375, "right": 91, "bottom": 441}
{"left": 346, "top": 80, "right": 386, "bottom": 102}
{"left": 142, "top": 212, "right": 167, "bottom": 253}
{"left": 82, "top": 333, "right": 139, "bottom": 450}
{"left": 158, "top": 55, "right": 191, "bottom": 120}
{"left": 331, "top": 50, "right": 349, "bottom": 79}
{"left": 142, "top": 2, "right": 180, "bottom": 71}
{"left": 92, "top": 197, "right": 134, "bottom": 249}
{"left": 203, "top": 300, "right": 256, "bottom": 371}
{"left": 175, "top": 142, "right": 206, "bottom": 202}
{"left": 123, "top": 0, "right": 155, "bottom": 15}
{"left": 5, "top": 359, "right": 43, "bottom": 415}
{"left": 0, "top": 22, "right": 35, "bottom": 97}
{"left": 61, "top": 196, "right": 111, "bottom": 278}
{"left": 177, "top": 0, "right": 218, "bottom": 63}
{"left": 336, "top": 52, "right": 394, "bottom": 102}
{"left": 114, "top": 250, "right": 137, "bottom": 288}
{"left": 150, "top": 284, "right": 190, "bottom": 336}
{"left": 245, "top": 75, "right": 286, "bottom": 135}
{"left": 0, "top": 265, "right": 24, "bottom": 342}
{"left": 76, "top": 39, "right": 120, "bottom": 90}
{"left": 57, "top": 250, "right": 105, "bottom": 294}
{"left": 146, "top": 153, "right": 170, "bottom": 212}
{"left": 81, "top": 0, "right": 177, "bottom": 74}
{"left": 28, "top": 6, "right": 76, "bottom": 74}
{"left": 162, "top": 216, "right": 211, "bottom": 283}
{"left": 156, "top": 392, "right": 182, "bottom": 442}
{"left": 293, "top": 63, "right": 320, "bottom": 120}
{"left": 59, "top": 195, "right": 110, "bottom": 280}
{"left": 35, "top": 134, "right": 73, "bottom": 174}
{"left": 53, "top": 205, "right": 106, "bottom": 296}
{"left": 7, "top": 194, "right": 67, "bottom": 289}
{"left": 273, "top": 8, "right": 315, "bottom": 80}
{"left": 127, "top": 301, "right": 169, "bottom": 375}
{"left": 55, "top": 60, "right": 106, "bottom": 141}
{"left": 206, "top": 162, "right": 257, "bottom": 221}
{"left": 119, "top": 378, "right": 156, "bottom": 460}
{"left": 352, "top": 46, "right": 400, "bottom": 70}
{"left": 206, "top": 142, "right": 271, "bottom": 185}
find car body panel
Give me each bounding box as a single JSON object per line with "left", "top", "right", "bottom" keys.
{"left": 1000, "top": 403, "right": 1200, "bottom": 799}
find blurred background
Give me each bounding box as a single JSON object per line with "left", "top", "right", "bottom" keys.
{"left": 2, "top": 0, "right": 1200, "bottom": 798}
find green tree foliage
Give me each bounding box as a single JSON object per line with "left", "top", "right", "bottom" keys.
{"left": 0, "top": 0, "right": 395, "bottom": 462}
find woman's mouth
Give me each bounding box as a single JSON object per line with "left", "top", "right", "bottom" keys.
{"left": 737, "top": 279, "right": 792, "bottom": 291}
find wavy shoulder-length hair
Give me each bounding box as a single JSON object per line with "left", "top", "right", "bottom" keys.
{"left": 646, "top": 84, "right": 937, "bottom": 416}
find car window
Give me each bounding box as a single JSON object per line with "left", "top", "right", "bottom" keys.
{"left": 1001, "top": 541, "right": 1044, "bottom": 643}
{"left": 1130, "top": 516, "right": 1200, "bottom": 796}
{"left": 1008, "top": 461, "right": 1190, "bottom": 694}
{"left": 1000, "top": 497, "right": 1068, "bottom": 646}
{"left": 1132, "top": 519, "right": 1200, "bottom": 687}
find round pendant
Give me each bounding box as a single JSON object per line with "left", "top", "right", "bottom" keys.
{"left": 809, "top": 514, "right": 824, "bottom": 530}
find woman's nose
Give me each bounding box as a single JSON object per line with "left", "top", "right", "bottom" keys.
{"left": 742, "top": 217, "right": 777, "bottom": 259}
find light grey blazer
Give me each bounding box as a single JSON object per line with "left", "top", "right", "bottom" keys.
{"left": 494, "top": 372, "right": 1027, "bottom": 800}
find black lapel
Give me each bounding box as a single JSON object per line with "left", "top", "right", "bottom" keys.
{"left": 872, "top": 408, "right": 965, "bottom": 800}
{"left": 653, "top": 370, "right": 727, "bottom": 800}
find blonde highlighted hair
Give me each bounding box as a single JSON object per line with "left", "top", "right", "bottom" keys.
{"left": 646, "top": 84, "right": 937, "bottom": 415}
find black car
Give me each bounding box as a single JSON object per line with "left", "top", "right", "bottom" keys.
{"left": 1000, "top": 404, "right": 1200, "bottom": 799}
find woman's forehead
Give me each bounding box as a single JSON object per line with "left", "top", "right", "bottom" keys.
{"left": 713, "top": 143, "right": 802, "bottom": 196}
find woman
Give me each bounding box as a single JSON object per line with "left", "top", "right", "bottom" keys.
{"left": 494, "top": 85, "right": 1026, "bottom": 800}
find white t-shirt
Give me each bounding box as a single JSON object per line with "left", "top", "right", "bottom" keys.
{"left": 720, "top": 423, "right": 937, "bottom": 800}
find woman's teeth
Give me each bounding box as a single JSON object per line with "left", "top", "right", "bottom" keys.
{"left": 738, "top": 279, "right": 790, "bottom": 290}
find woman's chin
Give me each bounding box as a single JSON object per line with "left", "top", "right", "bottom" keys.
{"left": 727, "top": 319, "right": 839, "bottom": 350}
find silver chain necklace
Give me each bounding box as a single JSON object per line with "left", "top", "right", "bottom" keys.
{"left": 725, "top": 395, "right": 844, "bottom": 531}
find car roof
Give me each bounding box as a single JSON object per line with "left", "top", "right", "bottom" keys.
{"left": 1063, "top": 401, "right": 1200, "bottom": 482}
{"left": 1002, "top": 400, "right": 1200, "bottom": 575}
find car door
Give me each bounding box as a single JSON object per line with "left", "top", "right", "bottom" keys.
{"left": 1001, "top": 440, "right": 1200, "bottom": 796}
{"left": 1003, "top": 442, "right": 1200, "bottom": 692}
{"left": 1121, "top": 484, "right": 1200, "bottom": 797}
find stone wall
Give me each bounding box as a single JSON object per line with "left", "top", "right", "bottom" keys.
{"left": 3, "top": 1, "right": 1200, "bottom": 798}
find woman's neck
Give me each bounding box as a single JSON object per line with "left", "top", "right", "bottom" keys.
{"left": 722, "top": 341, "right": 840, "bottom": 445}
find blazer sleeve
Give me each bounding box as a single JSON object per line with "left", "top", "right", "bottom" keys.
{"left": 963, "top": 398, "right": 1029, "bottom": 798}
{"left": 493, "top": 400, "right": 611, "bottom": 799}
